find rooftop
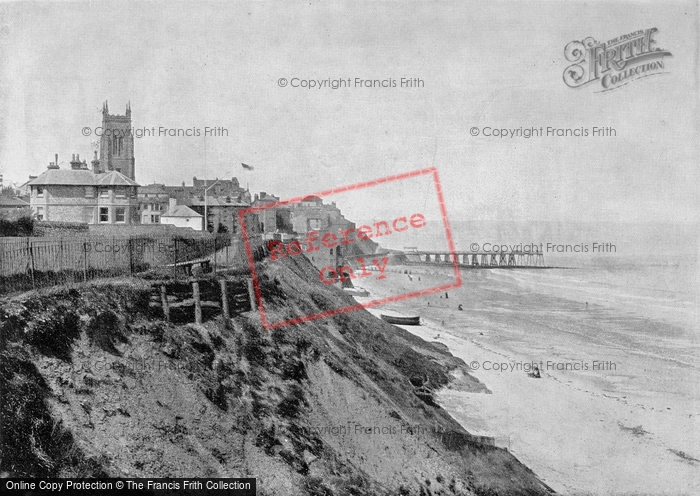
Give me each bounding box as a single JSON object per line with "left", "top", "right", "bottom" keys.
{"left": 162, "top": 204, "right": 202, "bottom": 218}
{"left": 0, "top": 196, "right": 30, "bottom": 207}
{"left": 27, "top": 168, "right": 139, "bottom": 187}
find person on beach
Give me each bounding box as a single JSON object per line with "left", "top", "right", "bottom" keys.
{"left": 528, "top": 364, "right": 541, "bottom": 379}
{"left": 458, "top": 304, "right": 463, "bottom": 311}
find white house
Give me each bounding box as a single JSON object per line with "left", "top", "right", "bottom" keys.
{"left": 160, "top": 198, "right": 203, "bottom": 230}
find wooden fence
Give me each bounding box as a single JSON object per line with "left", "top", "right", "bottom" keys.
{"left": 0, "top": 233, "right": 267, "bottom": 294}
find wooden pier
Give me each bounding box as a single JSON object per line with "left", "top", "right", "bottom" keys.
{"left": 400, "top": 250, "right": 546, "bottom": 268}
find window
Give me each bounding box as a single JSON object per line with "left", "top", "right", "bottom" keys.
{"left": 35, "top": 207, "right": 44, "bottom": 221}
{"left": 113, "top": 137, "right": 123, "bottom": 156}
{"left": 115, "top": 188, "right": 125, "bottom": 198}
{"left": 36, "top": 187, "right": 44, "bottom": 198}
{"left": 115, "top": 207, "right": 126, "bottom": 223}
{"left": 330, "top": 248, "right": 333, "bottom": 255}
{"left": 151, "top": 214, "right": 160, "bottom": 223}
{"left": 100, "top": 188, "right": 109, "bottom": 198}
{"left": 85, "top": 187, "right": 95, "bottom": 198}
{"left": 99, "top": 207, "right": 109, "bottom": 223}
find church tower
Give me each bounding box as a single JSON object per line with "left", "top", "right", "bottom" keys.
{"left": 98, "top": 101, "right": 135, "bottom": 180}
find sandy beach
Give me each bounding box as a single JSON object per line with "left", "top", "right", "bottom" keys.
{"left": 353, "top": 265, "right": 700, "bottom": 496}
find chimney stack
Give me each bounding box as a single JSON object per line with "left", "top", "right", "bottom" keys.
{"left": 70, "top": 154, "right": 82, "bottom": 170}
{"left": 92, "top": 150, "right": 100, "bottom": 174}
{"left": 48, "top": 152, "right": 60, "bottom": 169}
{"left": 168, "top": 198, "right": 177, "bottom": 213}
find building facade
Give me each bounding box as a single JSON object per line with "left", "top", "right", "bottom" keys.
{"left": 27, "top": 156, "right": 139, "bottom": 224}
{"left": 251, "top": 192, "right": 293, "bottom": 237}
{"left": 137, "top": 183, "right": 170, "bottom": 224}
{"left": 289, "top": 196, "right": 355, "bottom": 234}
{"left": 144, "top": 177, "right": 252, "bottom": 233}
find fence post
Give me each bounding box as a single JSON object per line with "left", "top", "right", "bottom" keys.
{"left": 160, "top": 284, "right": 170, "bottom": 322}
{"left": 128, "top": 238, "right": 134, "bottom": 277}
{"left": 82, "top": 240, "right": 89, "bottom": 282}
{"left": 173, "top": 238, "right": 179, "bottom": 277}
{"left": 213, "top": 236, "right": 217, "bottom": 274}
{"left": 58, "top": 237, "right": 64, "bottom": 275}
{"left": 192, "top": 281, "right": 202, "bottom": 324}
{"left": 0, "top": 242, "right": 4, "bottom": 294}
{"left": 220, "top": 279, "right": 231, "bottom": 328}
{"left": 27, "top": 239, "right": 36, "bottom": 290}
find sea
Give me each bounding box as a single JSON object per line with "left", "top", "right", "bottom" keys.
{"left": 359, "top": 220, "right": 700, "bottom": 494}
{"left": 376, "top": 219, "right": 700, "bottom": 398}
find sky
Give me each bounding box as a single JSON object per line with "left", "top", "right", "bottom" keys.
{"left": 0, "top": 1, "right": 698, "bottom": 225}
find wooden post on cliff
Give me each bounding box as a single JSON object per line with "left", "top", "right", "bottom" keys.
{"left": 160, "top": 284, "right": 170, "bottom": 322}
{"left": 220, "top": 279, "right": 231, "bottom": 328}
{"left": 247, "top": 277, "right": 257, "bottom": 313}
{"left": 193, "top": 281, "right": 202, "bottom": 324}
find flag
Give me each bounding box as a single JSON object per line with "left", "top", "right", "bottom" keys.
{"left": 241, "top": 163, "right": 254, "bottom": 170}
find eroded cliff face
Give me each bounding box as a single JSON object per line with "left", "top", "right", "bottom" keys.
{"left": 0, "top": 255, "right": 551, "bottom": 496}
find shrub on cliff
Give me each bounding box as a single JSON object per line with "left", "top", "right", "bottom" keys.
{"left": 23, "top": 305, "right": 81, "bottom": 361}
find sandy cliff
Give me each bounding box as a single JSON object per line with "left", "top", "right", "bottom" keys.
{"left": 0, "top": 255, "right": 552, "bottom": 495}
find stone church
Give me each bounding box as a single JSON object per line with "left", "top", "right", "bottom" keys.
{"left": 96, "top": 101, "right": 136, "bottom": 180}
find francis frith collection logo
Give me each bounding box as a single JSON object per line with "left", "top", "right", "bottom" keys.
{"left": 563, "top": 28, "right": 672, "bottom": 91}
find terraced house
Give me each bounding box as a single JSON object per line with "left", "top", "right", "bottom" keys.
{"left": 27, "top": 153, "right": 139, "bottom": 224}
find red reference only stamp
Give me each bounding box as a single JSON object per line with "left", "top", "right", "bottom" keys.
{"left": 239, "top": 167, "right": 461, "bottom": 330}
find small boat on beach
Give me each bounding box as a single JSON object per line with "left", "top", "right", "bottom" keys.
{"left": 343, "top": 287, "right": 370, "bottom": 297}
{"left": 380, "top": 313, "right": 421, "bottom": 325}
